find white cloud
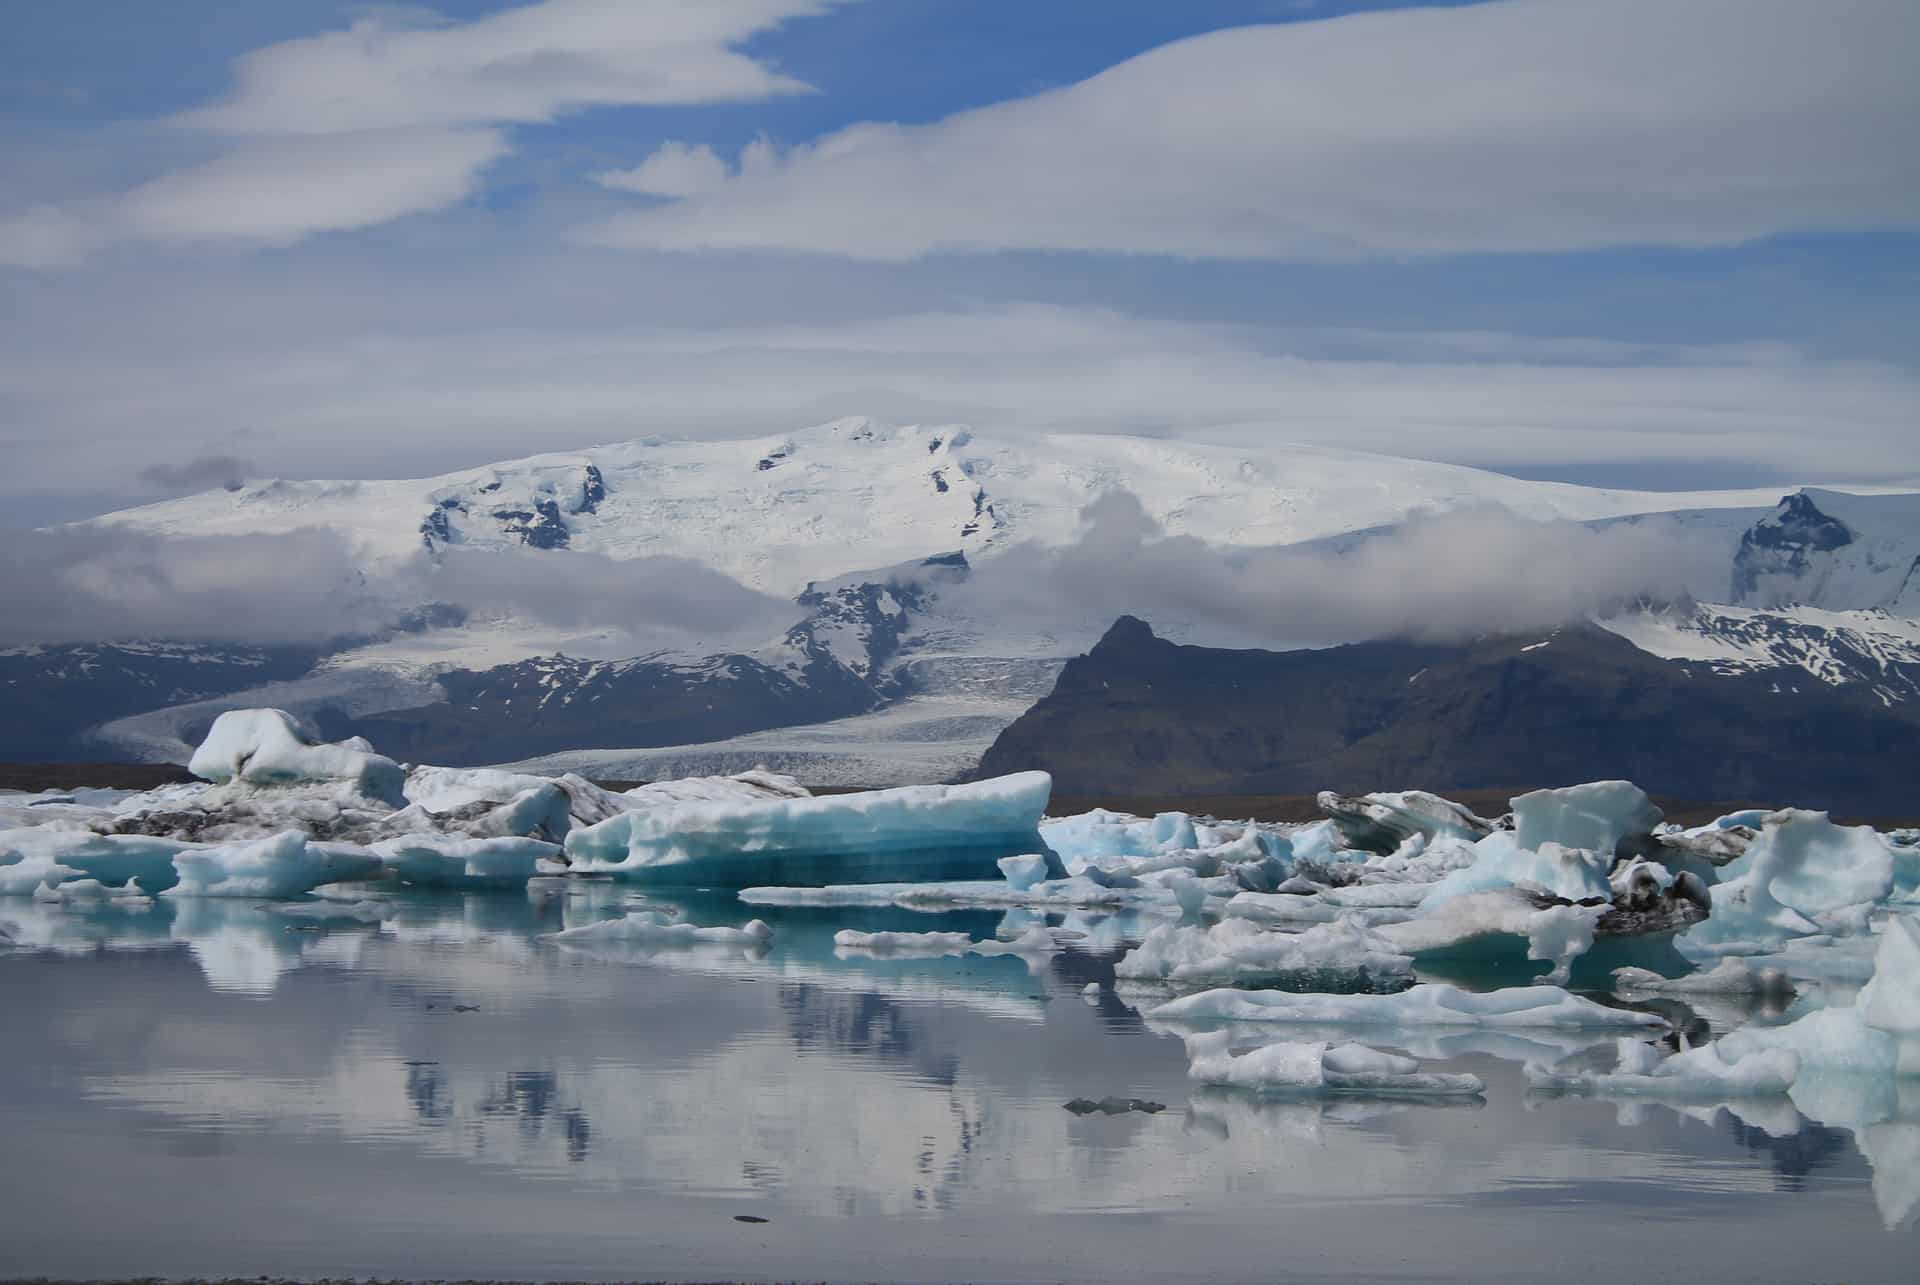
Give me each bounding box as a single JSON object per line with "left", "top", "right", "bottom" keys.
{"left": 124, "top": 128, "right": 512, "bottom": 246}
{"left": 597, "top": 141, "right": 731, "bottom": 197}
{"left": 4, "top": 305, "right": 1913, "bottom": 511}
{"left": 0, "top": 0, "right": 843, "bottom": 266}
{"left": 179, "top": 0, "right": 842, "bottom": 135}
{"left": 589, "top": 0, "right": 1920, "bottom": 260}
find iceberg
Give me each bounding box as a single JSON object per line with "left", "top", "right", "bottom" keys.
{"left": 1315, "top": 790, "right": 1493, "bottom": 855}
{"left": 1510, "top": 780, "right": 1663, "bottom": 856}
{"left": 1418, "top": 834, "right": 1614, "bottom": 909}
{"left": 1711, "top": 915, "right": 1920, "bottom": 1078}
{"left": 166, "top": 831, "right": 383, "bottom": 898}
{"left": 1526, "top": 1035, "right": 1801, "bottom": 1098}
{"left": 832, "top": 929, "right": 975, "bottom": 955}
{"left": 1613, "top": 957, "right": 1795, "bottom": 998}
{"left": 1152, "top": 982, "right": 1665, "bottom": 1031}
{"left": 369, "top": 834, "right": 561, "bottom": 890}
{"left": 1115, "top": 917, "right": 1413, "bottom": 990}
{"left": 564, "top": 771, "right": 1052, "bottom": 886}
{"left": 187, "top": 708, "right": 405, "bottom": 806}
{"left": 1379, "top": 889, "right": 1604, "bottom": 986}
{"left": 1183, "top": 1030, "right": 1484, "bottom": 1097}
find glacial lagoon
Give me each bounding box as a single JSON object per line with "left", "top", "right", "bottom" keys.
{"left": 2, "top": 887, "right": 1914, "bottom": 1283}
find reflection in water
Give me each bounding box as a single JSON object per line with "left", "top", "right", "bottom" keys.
{"left": 1, "top": 889, "right": 1917, "bottom": 1281}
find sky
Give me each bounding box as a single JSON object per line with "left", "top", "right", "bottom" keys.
{"left": 2, "top": 0, "right": 1917, "bottom": 527}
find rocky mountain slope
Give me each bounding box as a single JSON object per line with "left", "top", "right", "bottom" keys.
{"left": 976, "top": 616, "right": 1920, "bottom": 815}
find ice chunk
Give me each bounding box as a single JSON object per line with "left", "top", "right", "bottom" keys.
{"left": 546, "top": 911, "right": 773, "bottom": 948}
{"left": 1419, "top": 834, "right": 1613, "bottom": 909}
{"left": 370, "top": 834, "right": 560, "bottom": 889}
{"left": 1379, "top": 889, "right": 1603, "bottom": 985}
{"left": 1713, "top": 915, "right": 1920, "bottom": 1078}
{"left": 165, "top": 831, "right": 383, "bottom": 898}
{"left": 564, "top": 771, "right": 1051, "bottom": 886}
{"left": 1044, "top": 810, "right": 1190, "bottom": 860}
{"left": 1527, "top": 1035, "right": 1800, "bottom": 1097}
{"left": 1728, "top": 810, "right": 1894, "bottom": 916}
{"left": 1613, "top": 957, "right": 1795, "bottom": 998}
{"left": 1316, "top": 790, "right": 1493, "bottom": 855}
{"left": 832, "top": 929, "right": 974, "bottom": 955}
{"left": 1, "top": 828, "right": 187, "bottom": 894}
{"left": 1115, "top": 917, "right": 1412, "bottom": 989}
{"left": 1153, "top": 982, "right": 1665, "bottom": 1030}
{"left": 997, "top": 853, "right": 1052, "bottom": 891}
{"left": 1184, "top": 1030, "right": 1483, "bottom": 1097}
{"left": 1510, "top": 780, "right": 1663, "bottom": 856}
{"left": 188, "top": 709, "right": 405, "bottom": 805}
{"left": 1859, "top": 913, "right": 1920, "bottom": 1038}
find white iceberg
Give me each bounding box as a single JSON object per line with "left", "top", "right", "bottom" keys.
{"left": 1378, "top": 889, "right": 1604, "bottom": 985}
{"left": 1613, "top": 957, "right": 1795, "bottom": 998}
{"left": 1418, "top": 834, "right": 1614, "bottom": 909}
{"left": 165, "top": 831, "right": 383, "bottom": 898}
{"left": 1115, "top": 917, "right": 1412, "bottom": 989}
{"left": 1527, "top": 1035, "right": 1801, "bottom": 1098}
{"left": 1183, "top": 1030, "right": 1484, "bottom": 1097}
{"left": 1152, "top": 982, "right": 1665, "bottom": 1031}
{"left": 369, "top": 834, "right": 561, "bottom": 889}
{"left": 1693, "top": 811, "right": 1898, "bottom": 949}
{"left": 1510, "top": 780, "right": 1663, "bottom": 856}
{"left": 187, "top": 708, "right": 405, "bottom": 805}
{"left": 564, "top": 771, "right": 1052, "bottom": 886}
{"left": 832, "top": 929, "right": 975, "bottom": 955}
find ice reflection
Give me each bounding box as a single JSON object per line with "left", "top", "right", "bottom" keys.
{"left": 3, "top": 887, "right": 1917, "bottom": 1263}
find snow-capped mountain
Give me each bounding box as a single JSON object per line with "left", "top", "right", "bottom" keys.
{"left": 1728, "top": 489, "right": 1920, "bottom": 612}
{"left": 1597, "top": 601, "right": 1920, "bottom": 707}
{"left": 93, "top": 417, "right": 1827, "bottom": 596}
{"left": 25, "top": 419, "right": 1920, "bottom": 776}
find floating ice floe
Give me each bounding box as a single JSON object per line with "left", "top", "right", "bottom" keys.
{"left": 1509, "top": 780, "right": 1664, "bottom": 858}
{"left": 1688, "top": 810, "right": 1897, "bottom": 949}
{"left": 832, "top": 929, "right": 976, "bottom": 955}
{"left": 167, "top": 831, "right": 384, "bottom": 898}
{"left": 546, "top": 911, "right": 773, "bottom": 949}
{"left": 1183, "top": 1030, "right": 1484, "bottom": 1097}
{"left": 1152, "top": 982, "right": 1665, "bottom": 1031}
{"left": 564, "top": 772, "right": 1052, "bottom": 886}
{"left": 1613, "top": 957, "right": 1795, "bottom": 998}
{"left": 1526, "top": 1035, "right": 1801, "bottom": 1098}
{"left": 1116, "top": 917, "right": 1413, "bottom": 990}
{"left": 369, "top": 834, "right": 561, "bottom": 890}
{"left": 1376, "top": 890, "right": 1604, "bottom": 985}
{"left": 1714, "top": 914, "right": 1920, "bottom": 1078}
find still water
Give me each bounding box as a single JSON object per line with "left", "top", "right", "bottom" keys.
{"left": 1, "top": 885, "right": 1914, "bottom": 1283}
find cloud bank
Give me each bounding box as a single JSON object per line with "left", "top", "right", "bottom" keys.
{"left": 951, "top": 491, "right": 1726, "bottom": 648}
{"left": 592, "top": 0, "right": 1920, "bottom": 260}
{"left": 0, "top": 527, "right": 793, "bottom": 651}
{"left": 0, "top": 0, "right": 846, "bottom": 268}
{"left": 8, "top": 306, "right": 1912, "bottom": 514}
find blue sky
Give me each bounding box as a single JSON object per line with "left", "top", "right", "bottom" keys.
{"left": 2, "top": 0, "right": 1915, "bottom": 522}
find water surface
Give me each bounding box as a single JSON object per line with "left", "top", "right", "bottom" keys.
{"left": 1, "top": 888, "right": 1913, "bottom": 1282}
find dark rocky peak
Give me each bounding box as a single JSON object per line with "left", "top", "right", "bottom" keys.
{"left": 1732, "top": 490, "right": 1855, "bottom": 603}
{"left": 1091, "top": 615, "right": 1162, "bottom": 655}
{"left": 492, "top": 497, "right": 570, "bottom": 549}
{"left": 1747, "top": 491, "right": 1854, "bottom": 553}
{"left": 575, "top": 463, "right": 606, "bottom": 513}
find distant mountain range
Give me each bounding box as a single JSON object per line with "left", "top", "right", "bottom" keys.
{"left": 976, "top": 616, "right": 1920, "bottom": 817}
{"left": 9, "top": 420, "right": 1920, "bottom": 780}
